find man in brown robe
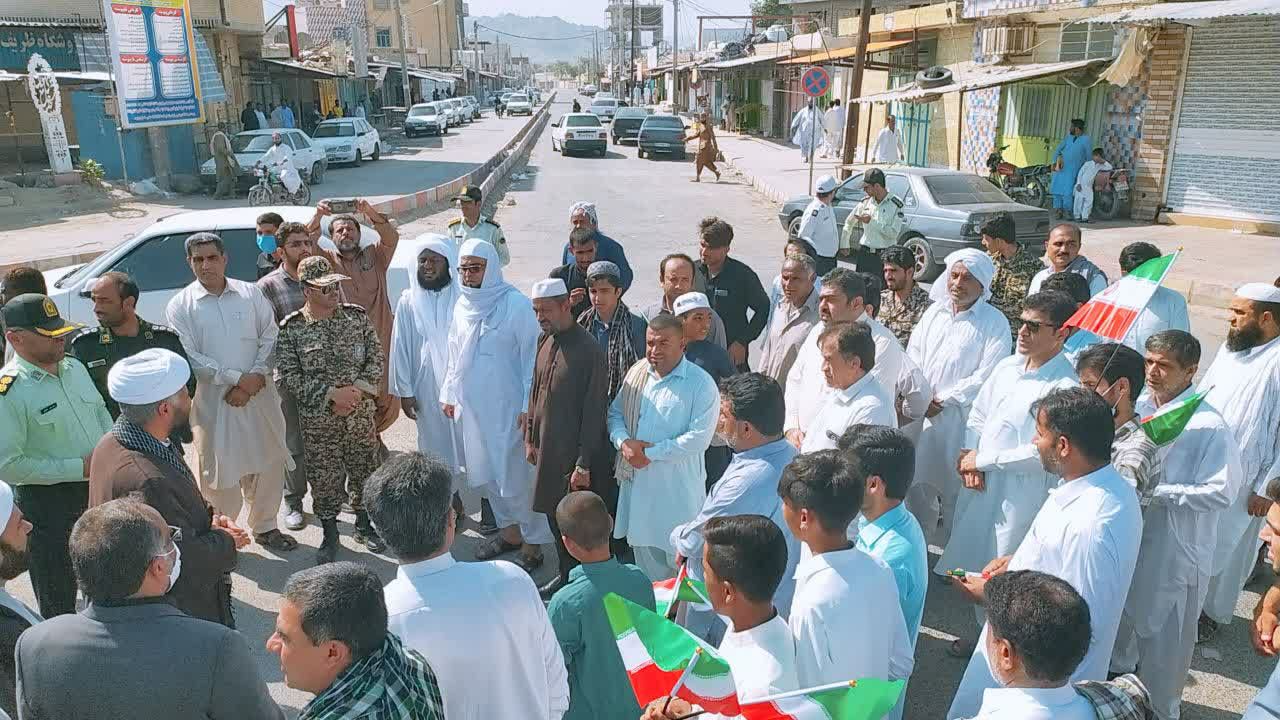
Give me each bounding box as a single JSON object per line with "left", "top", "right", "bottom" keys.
{"left": 87, "top": 349, "right": 248, "bottom": 627}
{"left": 525, "top": 279, "right": 610, "bottom": 598}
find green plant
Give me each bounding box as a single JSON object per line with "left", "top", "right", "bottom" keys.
{"left": 80, "top": 159, "right": 106, "bottom": 185}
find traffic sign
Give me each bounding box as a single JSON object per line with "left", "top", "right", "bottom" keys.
{"left": 801, "top": 66, "right": 831, "bottom": 98}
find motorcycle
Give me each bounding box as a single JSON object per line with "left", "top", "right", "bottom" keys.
{"left": 247, "top": 163, "right": 310, "bottom": 206}
{"left": 986, "top": 145, "right": 1053, "bottom": 208}
{"left": 1091, "top": 166, "right": 1129, "bottom": 220}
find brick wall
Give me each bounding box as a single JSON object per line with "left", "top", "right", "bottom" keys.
{"left": 1130, "top": 26, "right": 1185, "bottom": 221}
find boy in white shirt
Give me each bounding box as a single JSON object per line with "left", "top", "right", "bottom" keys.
{"left": 643, "top": 514, "right": 798, "bottom": 720}
{"left": 1073, "top": 148, "right": 1112, "bottom": 223}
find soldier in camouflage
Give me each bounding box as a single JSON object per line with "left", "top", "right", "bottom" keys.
{"left": 275, "top": 256, "right": 385, "bottom": 564}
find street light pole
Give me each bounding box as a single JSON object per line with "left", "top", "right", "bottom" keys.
{"left": 672, "top": 0, "right": 679, "bottom": 112}
{"left": 839, "top": 0, "right": 874, "bottom": 178}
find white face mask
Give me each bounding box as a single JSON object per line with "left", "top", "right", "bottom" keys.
{"left": 158, "top": 542, "right": 182, "bottom": 593}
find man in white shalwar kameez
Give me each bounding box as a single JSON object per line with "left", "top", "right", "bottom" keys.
{"left": 166, "top": 232, "right": 295, "bottom": 548}
{"left": 821, "top": 100, "right": 845, "bottom": 158}
{"left": 439, "top": 238, "right": 550, "bottom": 570}
{"left": 904, "top": 250, "right": 1012, "bottom": 547}
{"left": 937, "top": 290, "right": 1078, "bottom": 582}
{"left": 947, "top": 388, "right": 1141, "bottom": 720}
{"left": 790, "top": 101, "right": 822, "bottom": 162}
{"left": 1200, "top": 283, "right": 1280, "bottom": 637}
{"left": 389, "top": 234, "right": 463, "bottom": 475}
{"left": 1110, "top": 329, "right": 1242, "bottom": 720}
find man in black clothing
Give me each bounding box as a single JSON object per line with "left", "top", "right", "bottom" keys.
{"left": 695, "top": 217, "right": 769, "bottom": 370}
{"left": 549, "top": 227, "right": 597, "bottom": 318}
{"left": 240, "top": 100, "right": 259, "bottom": 131}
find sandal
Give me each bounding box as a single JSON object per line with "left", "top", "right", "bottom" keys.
{"left": 475, "top": 535, "right": 520, "bottom": 560}
{"left": 255, "top": 530, "right": 299, "bottom": 552}
{"left": 511, "top": 550, "right": 544, "bottom": 574}
{"left": 947, "top": 638, "right": 976, "bottom": 658}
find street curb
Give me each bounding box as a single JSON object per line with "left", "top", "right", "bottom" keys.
{"left": 721, "top": 152, "right": 789, "bottom": 205}
{"left": 1, "top": 94, "right": 556, "bottom": 277}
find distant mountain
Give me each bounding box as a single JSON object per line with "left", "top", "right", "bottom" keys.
{"left": 464, "top": 14, "right": 605, "bottom": 65}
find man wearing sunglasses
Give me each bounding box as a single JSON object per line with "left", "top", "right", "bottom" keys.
{"left": 276, "top": 256, "right": 386, "bottom": 565}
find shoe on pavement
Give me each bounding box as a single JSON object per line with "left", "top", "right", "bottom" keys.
{"left": 284, "top": 508, "right": 306, "bottom": 531}
{"left": 316, "top": 519, "right": 340, "bottom": 565}
{"left": 1197, "top": 614, "right": 1219, "bottom": 644}
{"left": 353, "top": 512, "right": 386, "bottom": 554}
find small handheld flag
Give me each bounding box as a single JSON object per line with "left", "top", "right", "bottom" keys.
{"left": 1065, "top": 251, "right": 1179, "bottom": 341}
{"left": 654, "top": 566, "right": 711, "bottom": 618}
{"left": 737, "top": 679, "right": 906, "bottom": 720}
{"left": 1140, "top": 390, "right": 1207, "bottom": 445}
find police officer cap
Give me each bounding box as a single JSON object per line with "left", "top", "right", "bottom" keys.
{"left": 108, "top": 348, "right": 191, "bottom": 405}
{"left": 815, "top": 175, "right": 838, "bottom": 194}
{"left": 453, "top": 185, "right": 482, "bottom": 203}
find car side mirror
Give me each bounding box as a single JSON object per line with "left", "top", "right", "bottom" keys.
{"left": 552, "top": 121, "right": 560, "bottom": 127}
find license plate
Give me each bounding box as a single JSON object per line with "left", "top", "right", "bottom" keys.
{"left": 656, "top": 143, "right": 670, "bottom": 148}
{"left": 1114, "top": 181, "right": 1128, "bottom": 190}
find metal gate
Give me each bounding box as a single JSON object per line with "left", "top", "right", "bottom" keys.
{"left": 887, "top": 42, "right": 933, "bottom": 167}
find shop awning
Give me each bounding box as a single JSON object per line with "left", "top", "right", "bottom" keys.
{"left": 701, "top": 51, "right": 790, "bottom": 70}
{"left": 1088, "top": 0, "right": 1280, "bottom": 24}
{"left": 778, "top": 39, "right": 915, "bottom": 65}
{"left": 264, "top": 58, "right": 341, "bottom": 79}
{"left": 852, "top": 57, "right": 1109, "bottom": 104}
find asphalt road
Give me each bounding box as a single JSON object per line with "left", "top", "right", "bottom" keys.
{"left": 5, "top": 95, "right": 1270, "bottom": 718}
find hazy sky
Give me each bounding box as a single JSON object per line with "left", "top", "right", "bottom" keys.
{"left": 467, "top": 0, "right": 757, "bottom": 43}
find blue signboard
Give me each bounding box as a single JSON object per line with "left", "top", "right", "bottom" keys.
{"left": 0, "top": 30, "right": 79, "bottom": 71}
{"left": 102, "top": 0, "right": 204, "bottom": 128}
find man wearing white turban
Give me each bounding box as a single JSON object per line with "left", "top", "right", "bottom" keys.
{"left": 1200, "top": 282, "right": 1280, "bottom": 641}
{"left": 903, "top": 250, "right": 1012, "bottom": 547}
{"left": 0, "top": 480, "right": 38, "bottom": 719}
{"left": 440, "top": 239, "right": 550, "bottom": 571}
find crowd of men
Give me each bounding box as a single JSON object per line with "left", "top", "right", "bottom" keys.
{"left": 0, "top": 173, "right": 1279, "bottom": 720}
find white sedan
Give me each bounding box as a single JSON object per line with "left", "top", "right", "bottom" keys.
{"left": 200, "top": 128, "right": 329, "bottom": 186}
{"left": 311, "top": 118, "right": 381, "bottom": 165}
{"left": 506, "top": 93, "right": 533, "bottom": 116}
{"left": 551, "top": 113, "right": 607, "bottom": 157}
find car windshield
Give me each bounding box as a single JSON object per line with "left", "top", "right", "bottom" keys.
{"left": 232, "top": 134, "right": 277, "bottom": 152}
{"left": 313, "top": 123, "right": 355, "bottom": 138}
{"left": 642, "top": 116, "right": 683, "bottom": 128}
{"left": 408, "top": 106, "right": 437, "bottom": 117}
{"left": 565, "top": 115, "right": 602, "bottom": 127}
{"left": 510, "top": 94, "right": 528, "bottom": 102}
{"left": 592, "top": 99, "right": 618, "bottom": 108}
{"left": 615, "top": 108, "right": 649, "bottom": 119}
{"left": 924, "top": 174, "right": 1011, "bottom": 205}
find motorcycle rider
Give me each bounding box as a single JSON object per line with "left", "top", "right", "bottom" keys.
{"left": 572, "top": 98, "right": 582, "bottom": 113}
{"left": 257, "top": 131, "right": 301, "bottom": 195}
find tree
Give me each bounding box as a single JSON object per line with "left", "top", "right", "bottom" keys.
{"left": 751, "top": 0, "right": 791, "bottom": 19}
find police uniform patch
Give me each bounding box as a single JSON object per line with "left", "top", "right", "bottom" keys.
{"left": 0, "top": 374, "right": 14, "bottom": 396}
{"left": 447, "top": 217, "right": 463, "bottom": 226}
{"left": 86, "top": 359, "right": 107, "bottom": 369}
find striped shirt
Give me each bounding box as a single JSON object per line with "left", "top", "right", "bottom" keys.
{"left": 1112, "top": 418, "right": 1161, "bottom": 508}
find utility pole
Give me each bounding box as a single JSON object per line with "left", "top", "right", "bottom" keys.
{"left": 839, "top": 0, "right": 873, "bottom": 178}
{"left": 593, "top": 30, "right": 599, "bottom": 83}
{"left": 394, "top": 0, "right": 411, "bottom": 106}
{"left": 672, "top": 0, "right": 679, "bottom": 112}
{"left": 630, "top": 0, "right": 636, "bottom": 98}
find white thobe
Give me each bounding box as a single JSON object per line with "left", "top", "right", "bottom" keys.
{"left": 790, "top": 545, "right": 914, "bottom": 687}
{"left": 389, "top": 287, "right": 463, "bottom": 472}
{"left": 904, "top": 300, "right": 1012, "bottom": 545}
{"left": 822, "top": 106, "right": 846, "bottom": 156}
{"left": 166, "top": 279, "right": 290, "bottom": 489}
{"left": 872, "top": 127, "right": 903, "bottom": 164}
{"left": 1072, "top": 160, "right": 1110, "bottom": 220}
{"left": 937, "top": 352, "right": 1077, "bottom": 575}
{"left": 385, "top": 554, "right": 570, "bottom": 720}
{"left": 965, "top": 686, "right": 1096, "bottom": 720}
{"left": 705, "top": 615, "right": 799, "bottom": 720}
{"left": 259, "top": 141, "right": 294, "bottom": 172}
{"left": 800, "top": 374, "right": 896, "bottom": 452}
{"left": 796, "top": 198, "right": 839, "bottom": 259}
{"left": 784, "top": 317, "right": 903, "bottom": 436}
{"left": 1112, "top": 387, "right": 1241, "bottom": 720}
{"left": 1202, "top": 334, "right": 1280, "bottom": 625}
{"left": 790, "top": 106, "right": 822, "bottom": 159}
{"left": 947, "top": 465, "right": 1142, "bottom": 720}
{"left": 1121, "top": 285, "right": 1190, "bottom": 354}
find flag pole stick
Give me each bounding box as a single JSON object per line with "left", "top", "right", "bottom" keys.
{"left": 661, "top": 647, "right": 702, "bottom": 715}
{"left": 747, "top": 679, "right": 862, "bottom": 705}
{"left": 666, "top": 562, "right": 689, "bottom": 620}
{"left": 1080, "top": 248, "right": 1183, "bottom": 381}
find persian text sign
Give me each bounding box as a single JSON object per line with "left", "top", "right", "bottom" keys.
{"left": 102, "top": 0, "right": 204, "bottom": 128}
{"left": 0, "top": 30, "right": 78, "bottom": 71}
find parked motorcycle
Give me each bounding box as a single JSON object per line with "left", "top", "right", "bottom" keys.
{"left": 986, "top": 145, "right": 1053, "bottom": 208}
{"left": 1091, "top": 166, "right": 1129, "bottom": 220}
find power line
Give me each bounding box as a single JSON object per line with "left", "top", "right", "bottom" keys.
{"left": 472, "top": 22, "right": 600, "bottom": 42}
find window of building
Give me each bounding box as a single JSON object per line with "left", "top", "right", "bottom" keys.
{"left": 373, "top": 0, "right": 389, "bottom": 8}
{"left": 1059, "top": 22, "right": 1118, "bottom": 62}
{"left": 376, "top": 28, "right": 393, "bottom": 48}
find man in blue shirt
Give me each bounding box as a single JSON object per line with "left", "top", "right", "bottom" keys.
{"left": 670, "top": 371, "right": 799, "bottom": 642}
{"left": 562, "top": 202, "right": 634, "bottom": 292}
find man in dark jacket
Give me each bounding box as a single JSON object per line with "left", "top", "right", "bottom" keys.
{"left": 0, "top": 481, "right": 40, "bottom": 719}
{"left": 695, "top": 216, "right": 769, "bottom": 370}
{"left": 87, "top": 349, "right": 247, "bottom": 627}
{"left": 240, "top": 100, "right": 259, "bottom": 131}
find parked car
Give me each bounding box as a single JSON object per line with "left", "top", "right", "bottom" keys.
{"left": 311, "top": 117, "right": 381, "bottom": 165}
{"left": 200, "top": 128, "right": 328, "bottom": 188}
{"left": 462, "top": 95, "right": 482, "bottom": 118}
{"left": 611, "top": 107, "right": 651, "bottom": 144}
{"left": 404, "top": 102, "right": 448, "bottom": 137}
{"left": 776, "top": 167, "right": 1052, "bottom": 281}
{"left": 506, "top": 93, "right": 533, "bottom": 116}
{"left": 550, "top": 113, "right": 607, "bottom": 157}
{"left": 589, "top": 97, "right": 619, "bottom": 122}
{"left": 42, "top": 207, "right": 411, "bottom": 327}
{"left": 582, "top": 84, "right": 597, "bottom": 97}
{"left": 637, "top": 114, "right": 687, "bottom": 159}
{"left": 439, "top": 101, "right": 461, "bottom": 127}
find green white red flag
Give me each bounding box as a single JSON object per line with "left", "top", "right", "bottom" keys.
{"left": 1065, "top": 251, "right": 1179, "bottom": 340}
{"left": 1140, "top": 390, "right": 1207, "bottom": 445}
{"left": 603, "top": 593, "right": 741, "bottom": 715}
{"left": 738, "top": 679, "right": 906, "bottom": 720}
{"left": 653, "top": 564, "right": 711, "bottom": 617}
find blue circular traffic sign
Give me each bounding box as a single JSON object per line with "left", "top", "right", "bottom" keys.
{"left": 802, "top": 66, "right": 831, "bottom": 98}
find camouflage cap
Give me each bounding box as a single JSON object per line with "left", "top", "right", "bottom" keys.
{"left": 298, "top": 256, "right": 350, "bottom": 287}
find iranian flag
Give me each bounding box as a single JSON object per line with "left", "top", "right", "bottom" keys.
{"left": 738, "top": 680, "right": 906, "bottom": 720}
{"left": 1141, "top": 390, "right": 1207, "bottom": 445}
{"left": 653, "top": 564, "right": 711, "bottom": 617}
{"left": 1065, "top": 251, "right": 1179, "bottom": 340}
{"left": 603, "top": 593, "right": 741, "bottom": 715}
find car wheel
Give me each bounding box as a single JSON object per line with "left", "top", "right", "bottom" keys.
{"left": 786, "top": 213, "right": 803, "bottom": 238}
{"left": 405, "top": 129, "right": 414, "bottom": 138}
{"left": 561, "top": 143, "right": 569, "bottom": 157}
{"left": 372, "top": 143, "right": 381, "bottom": 161}
{"left": 310, "top": 162, "right": 324, "bottom": 185}
{"left": 354, "top": 150, "right": 362, "bottom": 166}
{"left": 904, "top": 235, "right": 940, "bottom": 282}
{"left": 637, "top": 148, "right": 645, "bottom": 158}
{"left": 598, "top": 147, "right": 607, "bottom": 158}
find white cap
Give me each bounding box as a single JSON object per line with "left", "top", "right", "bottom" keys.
{"left": 531, "top": 278, "right": 569, "bottom": 299}
{"left": 107, "top": 348, "right": 191, "bottom": 406}
{"left": 0, "top": 482, "right": 13, "bottom": 533}
{"left": 815, "top": 175, "right": 838, "bottom": 194}
{"left": 1236, "top": 282, "right": 1280, "bottom": 304}
{"left": 673, "top": 292, "right": 711, "bottom": 316}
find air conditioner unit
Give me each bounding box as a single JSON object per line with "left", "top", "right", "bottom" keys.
{"left": 980, "top": 25, "right": 1035, "bottom": 58}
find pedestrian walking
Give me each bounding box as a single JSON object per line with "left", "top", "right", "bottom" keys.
{"left": 208, "top": 123, "right": 238, "bottom": 199}
{"left": 689, "top": 112, "right": 721, "bottom": 183}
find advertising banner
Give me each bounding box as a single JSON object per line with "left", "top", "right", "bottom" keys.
{"left": 101, "top": 0, "right": 204, "bottom": 128}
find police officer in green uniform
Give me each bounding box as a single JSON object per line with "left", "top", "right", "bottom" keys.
{"left": 840, "top": 167, "right": 907, "bottom": 277}
{"left": 0, "top": 293, "right": 112, "bottom": 618}
{"left": 68, "top": 272, "right": 195, "bottom": 444}
{"left": 275, "top": 256, "right": 384, "bottom": 565}
{"left": 447, "top": 185, "right": 509, "bottom": 266}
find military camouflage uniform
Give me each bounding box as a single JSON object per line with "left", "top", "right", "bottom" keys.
{"left": 879, "top": 284, "right": 933, "bottom": 347}
{"left": 988, "top": 245, "right": 1045, "bottom": 342}
{"left": 275, "top": 263, "right": 383, "bottom": 522}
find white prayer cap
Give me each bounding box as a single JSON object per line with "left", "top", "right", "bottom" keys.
{"left": 1236, "top": 282, "right": 1280, "bottom": 304}
{"left": 673, "top": 292, "right": 711, "bottom": 316}
{"left": 107, "top": 348, "right": 191, "bottom": 405}
{"left": 0, "top": 482, "right": 13, "bottom": 532}
{"left": 930, "top": 248, "right": 997, "bottom": 304}
{"left": 814, "top": 175, "right": 838, "bottom": 194}
{"left": 531, "top": 278, "right": 568, "bottom": 299}
{"left": 568, "top": 201, "right": 598, "bottom": 226}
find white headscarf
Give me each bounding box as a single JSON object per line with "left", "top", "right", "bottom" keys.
{"left": 405, "top": 233, "right": 459, "bottom": 376}
{"left": 0, "top": 483, "right": 39, "bottom": 625}
{"left": 930, "top": 248, "right": 997, "bottom": 305}
{"left": 568, "top": 201, "right": 598, "bottom": 227}
{"left": 447, "top": 238, "right": 519, "bottom": 387}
